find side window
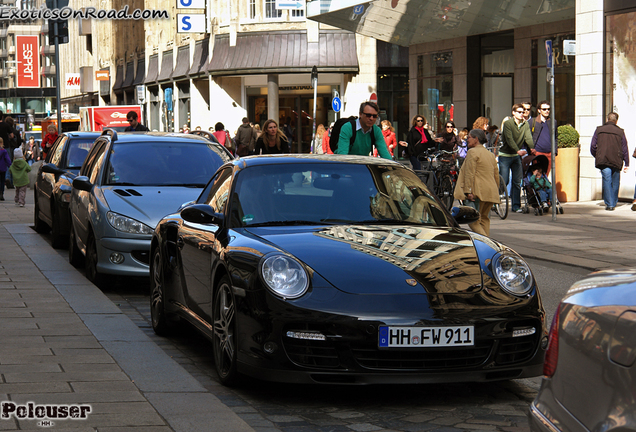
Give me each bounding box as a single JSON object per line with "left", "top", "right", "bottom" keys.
{"left": 49, "top": 136, "right": 66, "bottom": 166}
{"left": 80, "top": 140, "right": 105, "bottom": 177}
{"left": 198, "top": 168, "right": 232, "bottom": 213}
{"left": 88, "top": 146, "right": 108, "bottom": 184}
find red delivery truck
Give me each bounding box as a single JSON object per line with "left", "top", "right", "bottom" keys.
{"left": 79, "top": 106, "right": 142, "bottom": 132}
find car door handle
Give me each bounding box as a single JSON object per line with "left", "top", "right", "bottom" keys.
{"left": 176, "top": 237, "right": 184, "bottom": 249}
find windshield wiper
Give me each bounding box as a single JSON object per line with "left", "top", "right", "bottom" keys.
{"left": 108, "top": 182, "right": 138, "bottom": 186}
{"left": 357, "top": 219, "right": 435, "bottom": 226}
{"left": 162, "top": 183, "right": 206, "bottom": 188}
{"left": 246, "top": 220, "right": 330, "bottom": 227}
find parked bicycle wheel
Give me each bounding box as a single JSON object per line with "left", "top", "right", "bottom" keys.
{"left": 438, "top": 175, "right": 454, "bottom": 210}
{"left": 494, "top": 174, "right": 509, "bottom": 219}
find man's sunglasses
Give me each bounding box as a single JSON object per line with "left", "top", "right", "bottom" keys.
{"left": 362, "top": 113, "right": 378, "bottom": 119}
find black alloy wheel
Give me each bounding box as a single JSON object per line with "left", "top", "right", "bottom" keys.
{"left": 150, "top": 246, "right": 170, "bottom": 336}
{"left": 68, "top": 222, "right": 85, "bottom": 268}
{"left": 33, "top": 192, "right": 49, "bottom": 234}
{"left": 213, "top": 276, "right": 239, "bottom": 386}
{"left": 85, "top": 232, "right": 107, "bottom": 287}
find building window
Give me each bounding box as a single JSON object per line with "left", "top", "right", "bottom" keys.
{"left": 531, "top": 34, "right": 574, "bottom": 127}
{"left": 291, "top": 9, "right": 304, "bottom": 18}
{"left": 249, "top": 0, "right": 256, "bottom": 19}
{"left": 264, "top": 0, "right": 281, "bottom": 19}
{"left": 417, "top": 51, "right": 453, "bottom": 134}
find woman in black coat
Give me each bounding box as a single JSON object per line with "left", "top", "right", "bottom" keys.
{"left": 399, "top": 115, "right": 435, "bottom": 170}
{"left": 435, "top": 120, "right": 461, "bottom": 152}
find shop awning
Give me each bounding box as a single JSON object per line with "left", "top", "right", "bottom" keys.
{"left": 207, "top": 30, "right": 358, "bottom": 76}
{"left": 132, "top": 59, "right": 145, "bottom": 86}
{"left": 112, "top": 64, "right": 124, "bottom": 91}
{"left": 188, "top": 38, "right": 209, "bottom": 77}
{"left": 157, "top": 50, "right": 173, "bottom": 82}
{"left": 307, "top": 0, "right": 575, "bottom": 47}
{"left": 122, "top": 61, "right": 134, "bottom": 89}
{"left": 145, "top": 55, "right": 158, "bottom": 84}
{"left": 171, "top": 46, "right": 190, "bottom": 80}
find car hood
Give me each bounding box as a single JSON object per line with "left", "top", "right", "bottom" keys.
{"left": 103, "top": 186, "right": 202, "bottom": 229}
{"left": 247, "top": 224, "right": 482, "bottom": 295}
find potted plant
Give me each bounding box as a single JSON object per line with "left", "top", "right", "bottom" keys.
{"left": 554, "top": 124, "right": 580, "bottom": 202}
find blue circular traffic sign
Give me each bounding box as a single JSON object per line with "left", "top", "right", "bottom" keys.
{"left": 332, "top": 97, "right": 342, "bottom": 112}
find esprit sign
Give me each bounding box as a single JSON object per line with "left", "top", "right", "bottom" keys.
{"left": 16, "top": 35, "right": 39, "bottom": 88}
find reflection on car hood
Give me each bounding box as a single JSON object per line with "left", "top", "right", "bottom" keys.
{"left": 103, "top": 186, "right": 203, "bottom": 228}
{"left": 249, "top": 224, "right": 482, "bottom": 295}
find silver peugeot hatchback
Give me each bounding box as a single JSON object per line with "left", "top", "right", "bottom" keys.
{"left": 69, "top": 129, "right": 233, "bottom": 287}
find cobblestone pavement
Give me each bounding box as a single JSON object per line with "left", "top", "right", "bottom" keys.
{"left": 101, "top": 279, "right": 537, "bottom": 432}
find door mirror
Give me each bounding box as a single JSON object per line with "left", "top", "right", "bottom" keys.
{"left": 451, "top": 206, "right": 480, "bottom": 225}
{"left": 72, "top": 176, "right": 93, "bottom": 192}
{"left": 181, "top": 204, "right": 224, "bottom": 225}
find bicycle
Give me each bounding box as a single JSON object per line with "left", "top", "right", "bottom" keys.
{"left": 414, "top": 149, "right": 458, "bottom": 210}
{"left": 486, "top": 143, "right": 509, "bottom": 220}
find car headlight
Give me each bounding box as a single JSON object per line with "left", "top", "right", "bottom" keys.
{"left": 260, "top": 254, "right": 309, "bottom": 299}
{"left": 492, "top": 252, "right": 533, "bottom": 296}
{"left": 106, "top": 212, "right": 154, "bottom": 235}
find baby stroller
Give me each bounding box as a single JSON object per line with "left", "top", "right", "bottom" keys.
{"left": 521, "top": 154, "right": 564, "bottom": 216}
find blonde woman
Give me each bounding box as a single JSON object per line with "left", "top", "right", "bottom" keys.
{"left": 254, "top": 119, "right": 290, "bottom": 154}
{"left": 313, "top": 124, "right": 326, "bottom": 154}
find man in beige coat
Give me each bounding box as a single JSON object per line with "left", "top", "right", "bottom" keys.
{"left": 454, "top": 129, "right": 500, "bottom": 236}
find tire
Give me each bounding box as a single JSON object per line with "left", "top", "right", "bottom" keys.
{"left": 50, "top": 205, "right": 68, "bottom": 249}
{"left": 150, "top": 246, "right": 171, "bottom": 336}
{"left": 438, "top": 175, "right": 454, "bottom": 210}
{"left": 85, "top": 232, "right": 107, "bottom": 287}
{"left": 33, "top": 192, "right": 50, "bottom": 234}
{"left": 495, "top": 175, "right": 509, "bottom": 220}
{"left": 68, "top": 222, "right": 85, "bottom": 268}
{"left": 213, "top": 276, "right": 239, "bottom": 386}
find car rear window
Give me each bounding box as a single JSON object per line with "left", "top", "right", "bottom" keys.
{"left": 106, "top": 141, "right": 229, "bottom": 186}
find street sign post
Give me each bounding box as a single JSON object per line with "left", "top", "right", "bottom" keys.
{"left": 311, "top": 66, "right": 318, "bottom": 153}
{"left": 546, "top": 40, "right": 557, "bottom": 221}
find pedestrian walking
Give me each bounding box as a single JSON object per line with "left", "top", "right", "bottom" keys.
{"left": 254, "top": 119, "right": 289, "bottom": 154}
{"left": 500, "top": 103, "right": 534, "bottom": 213}
{"left": 124, "top": 111, "right": 149, "bottom": 132}
{"left": 9, "top": 147, "right": 30, "bottom": 207}
{"left": 374, "top": 120, "right": 397, "bottom": 158}
{"left": 454, "top": 129, "right": 500, "bottom": 236}
{"left": 530, "top": 100, "right": 557, "bottom": 175}
{"left": 23, "top": 136, "right": 41, "bottom": 166}
{"left": 313, "top": 124, "right": 326, "bottom": 154}
{"left": 235, "top": 117, "right": 258, "bottom": 156}
{"left": 41, "top": 124, "right": 58, "bottom": 160}
{"left": 0, "top": 138, "right": 10, "bottom": 201}
{"left": 336, "top": 102, "right": 391, "bottom": 160}
{"left": 399, "top": 115, "right": 435, "bottom": 170}
{"left": 590, "top": 112, "right": 629, "bottom": 211}
{"left": 212, "top": 122, "right": 234, "bottom": 154}
{"left": 435, "top": 120, "right": 461, "bottom": 152}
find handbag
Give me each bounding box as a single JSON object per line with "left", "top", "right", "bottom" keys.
{"left": 225, "top": 131, "right": 235, "bottom": 151}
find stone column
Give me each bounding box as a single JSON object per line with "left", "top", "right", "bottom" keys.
{"left": 576, "top": 0, "right": 604, "bottom": 201}
{"left": 267, "top": 74, "right": 279, "bottom": 123}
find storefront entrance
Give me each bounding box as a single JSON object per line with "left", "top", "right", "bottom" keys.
{"left": 249, "top": 89, "right": 332, "bottom": 153}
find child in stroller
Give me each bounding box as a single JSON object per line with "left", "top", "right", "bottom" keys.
{"left": 521, "top": 154, "right": 563, "bottom": 215}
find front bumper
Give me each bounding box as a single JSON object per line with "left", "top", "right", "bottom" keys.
{"left": 96, "top": 237, "right": 150, "bottom": 277}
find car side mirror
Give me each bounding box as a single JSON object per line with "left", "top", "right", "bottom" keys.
{"left": 72, "top": 176, "right": 93, "bottom": 192}
{"left": 451, "top": 205, "right": 480, "bottom": 224}
{"left": 181, "top": 204, "right": 224, "bottom": 225}
{"left": 41, "top": 163, "right": 64, "bottom": 175}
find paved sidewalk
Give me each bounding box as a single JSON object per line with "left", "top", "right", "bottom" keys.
{"left": 0, "top": 192, "right": 252, "bottom": 431}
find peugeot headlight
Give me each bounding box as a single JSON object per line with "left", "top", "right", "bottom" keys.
{"left": 492, "top": 252, "right": 533, "bottom": 296}
{"left": 260, "top": 254, "right": 309, "bottom": 299}
{"left": 106, "top": 212, "right": 154, "bottom": 235}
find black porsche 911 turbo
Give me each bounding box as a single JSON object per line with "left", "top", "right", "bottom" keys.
{"left": 150, "top": 154, "right": 547, "bottom": 385}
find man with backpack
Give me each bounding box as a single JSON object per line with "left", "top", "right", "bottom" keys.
{"left": 333, "top": 102, "right": 392, "bottom": 160}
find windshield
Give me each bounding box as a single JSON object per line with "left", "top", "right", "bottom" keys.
{"left": 106, "top": 141, "right": 231, "bottom": 186}
{"left": 229, "top": 163, "right": 451, "bottom": 228}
